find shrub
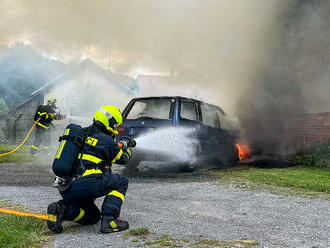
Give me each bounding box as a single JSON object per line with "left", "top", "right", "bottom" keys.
{"left": 294, "top": 139, "right": 330, "bottom": 168}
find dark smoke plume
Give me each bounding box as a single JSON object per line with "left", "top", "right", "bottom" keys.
{"left": 237, "top": 0, "right": 330, "bottom": 155}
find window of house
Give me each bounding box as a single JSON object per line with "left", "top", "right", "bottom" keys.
{"left": 180, "top": 100, "right": 198, "bottom": 121}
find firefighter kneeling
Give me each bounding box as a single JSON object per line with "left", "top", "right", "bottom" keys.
{"left": 47, "top": 105, "right": 132, "bottom": 234}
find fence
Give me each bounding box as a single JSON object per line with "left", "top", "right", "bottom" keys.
{"left": 0, "top": 111, "right": 68, "bottom": 154}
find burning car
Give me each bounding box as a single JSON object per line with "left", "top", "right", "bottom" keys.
{"left": 118, "top": 96, "right": 239, "bottom": 171}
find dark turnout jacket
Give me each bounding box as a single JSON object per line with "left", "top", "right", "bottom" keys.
{"left": 74, "top": 123, "right": 130, "bottom": 175}
{"left": 34, "top": 104, "right": 56, "bottom": 126}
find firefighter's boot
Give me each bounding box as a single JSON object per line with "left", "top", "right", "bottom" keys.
{"left": 30, "top": 146, "right": 38, "bottom": 156}
{"left": 47, "top": 201, "right": 67, "bottom": 233}
{"left": 100, "top": 215, "right": 129, "bottom": 233}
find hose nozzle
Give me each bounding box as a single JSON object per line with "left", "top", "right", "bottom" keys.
{"left": 118, "top": 137, "right": 136, "bottom": 150}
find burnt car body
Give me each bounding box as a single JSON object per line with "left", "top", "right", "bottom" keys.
{"left": 119, "top": 96, "right": 238, "bottom": 171}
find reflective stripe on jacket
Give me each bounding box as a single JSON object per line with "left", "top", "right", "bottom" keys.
{"left": 74, "top": 124, "right": 123, "bottom": 176}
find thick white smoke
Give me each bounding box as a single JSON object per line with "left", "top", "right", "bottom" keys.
{"left": 0, "top": 0, "right": 285, "bottom": 112}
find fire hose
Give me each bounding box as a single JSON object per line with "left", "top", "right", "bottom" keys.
{"left": 0, "top": 118, "right": 41, "bottom": 157}
{"left": 0, "top": 207, "right": 54, "bottom": 221}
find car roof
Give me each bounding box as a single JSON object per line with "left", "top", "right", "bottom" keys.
{"left": 130, "top": 96, "right": 226, "bottom": 115}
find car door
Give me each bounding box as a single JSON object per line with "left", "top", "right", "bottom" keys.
{"left": 199, "top": 103, "right": 234, "bottom": 164}
{"left": 178, "top": 99, "right": 202, "bottom": 155}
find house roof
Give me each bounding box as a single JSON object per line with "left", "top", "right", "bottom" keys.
{"left": 0, "top": 59, "right": 136, "bottom": 118}
{"left": 31, "top": 58, "right": 136, "bottom": 96}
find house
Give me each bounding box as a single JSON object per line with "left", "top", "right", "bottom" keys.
{"left": 0, "top": 59, "right": 137, "bottom": 144}
{"left": 136, "top": 74, "right": 173, "bottom": 96}
{"left": 31, "top": 59, "right": 136, "bottom": 120}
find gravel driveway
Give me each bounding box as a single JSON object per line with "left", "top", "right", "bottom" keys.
{"left": 0, "top": 162, "right": 329, "bottom": 248}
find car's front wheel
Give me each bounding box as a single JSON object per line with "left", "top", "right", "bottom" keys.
{"left": 180, "top": 158, "right": 198, "bottom": 172}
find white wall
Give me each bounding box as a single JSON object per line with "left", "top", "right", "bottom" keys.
{"left": 45, "top": 68, "right": 134, "bottom": 127}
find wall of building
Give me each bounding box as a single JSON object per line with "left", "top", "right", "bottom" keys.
{"left": 45, "top": 69, "right": 134, "bottom": 127}
{"left": 285, "top": 112, "right": 330, "bottom": 151}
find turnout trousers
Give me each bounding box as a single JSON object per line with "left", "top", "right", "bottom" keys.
{"left": 30, "top": 125, "right": 51, "bottom": 154}
{"left": 60, "top": 173, "right": 129, "bottom": 225}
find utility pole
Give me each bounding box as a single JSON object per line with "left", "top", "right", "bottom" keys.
{"left": 108, "top": 47, "right": 112, "bottom": 72}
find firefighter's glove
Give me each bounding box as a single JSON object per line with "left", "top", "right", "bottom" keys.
{"left": 120, "top": 149, "right": 132, "bottom": 164}
{"left": 53, "top": 176, "right": 66, "bottom": 188}
{"left": 127, "top": 138, "right": 136, "bottom": 148}
{"left": 126, "top": 148, "right": 132, "bottom": 157}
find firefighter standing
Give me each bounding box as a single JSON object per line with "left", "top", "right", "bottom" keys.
{"left": 47, "top": 105, "right": 131, "bottom": 234}
{"left": 30, "top": 97, "right": 58, "bottom": 155}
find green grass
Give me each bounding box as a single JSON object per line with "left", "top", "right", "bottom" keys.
{"left": 0, "top": 202, "right": 52, "bottom": 248}
{"left": 0, "top": 215, "right": 50, "bottom": 248}
{"left": 212, "top": 165, "right": 330, "bottom": 194}
{"left": 0, "top": 144, "right": 36, "bottom": 163}
{"left": 123, "top": 227, "right": 151, "bottom": 237}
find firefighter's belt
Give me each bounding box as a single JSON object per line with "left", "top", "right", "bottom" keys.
{"left": 78, "top": 153, "right": 103, "bottom": 164}
{"left": 37, "top": 123, "right": 50, "bottom": 129}
{"left": 59, "top": 135, "right": 84, "bottom": 146}
{"left": 82, "top": 168, "right": 102, "bottom": 177}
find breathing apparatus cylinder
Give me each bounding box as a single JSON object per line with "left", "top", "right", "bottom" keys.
{"left": 52, "top": 124, "right": 84, "bottom": 180}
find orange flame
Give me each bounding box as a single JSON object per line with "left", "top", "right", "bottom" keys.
{"left": 236, "top": 142, "right": 252, "bottom": 160}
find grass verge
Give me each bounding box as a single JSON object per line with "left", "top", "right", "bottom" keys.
{"left": 0, "top": 201, "right": 52, "bottom": 248}
{"left": 123, "top": 227, "right": 151, "bottom": 237}
{"left": 210, "top": 165, "right": 330, "bottom": 198}
{"left": 0, "top": 144, "right": 34, "bottom": 163}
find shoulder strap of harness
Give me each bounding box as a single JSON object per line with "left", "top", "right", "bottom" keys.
{"left": 58, "top": 135, "right": 84, "bottom": 146}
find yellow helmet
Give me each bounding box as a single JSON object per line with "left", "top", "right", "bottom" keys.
{"left": 94, "top": 105, "right": 122, "bottom": 135}
{"left": 46, "top": 97, "right": 57, "bottom": 105}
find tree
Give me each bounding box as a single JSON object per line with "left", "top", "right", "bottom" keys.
{"left": 0, "top": 97, "right": 8, "bottom": 113}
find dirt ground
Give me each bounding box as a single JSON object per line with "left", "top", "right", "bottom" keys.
{"left": 0, "top": 161, "right": 329, "bottom": 248}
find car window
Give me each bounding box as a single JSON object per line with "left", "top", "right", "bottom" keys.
{"left": 180, "top": 100, "right": 198, "bottom": 121}
{"left": 216, "top": 109, "right": 226, "bottom": 128}
{"left": 201, "top": 103, "right": 220, "bottom": 128}
{"left": 126, "top": 99, "right": 173, "bottom": 120}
